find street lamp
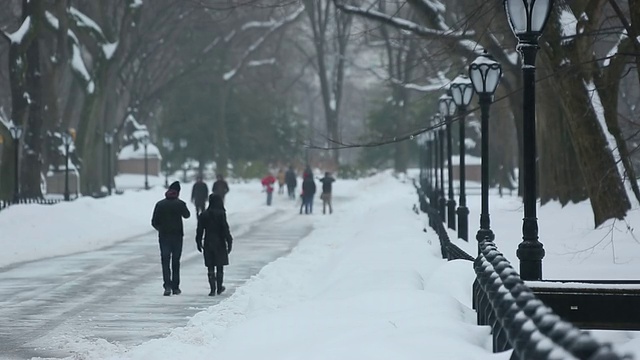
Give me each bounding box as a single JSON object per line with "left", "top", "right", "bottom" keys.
{"left": 141, "top": 135, "right": 150, "bottom": 190}
{"left": 439, "top": 94, "right": 457, "bottom": 231}
{"left": 179, "top": 138, "right": 188, "bottom": 182}
{"left": 104, "top": 131, "right": 114, "bottom": 196}
{"left": 432, "top": 122, "right": 440, "bottom": 213}
{"left": 61, "top": 132, "right": 73, "bottom": 201}
{"left": 436, "top": 114, "right": 446, "bottom": 220}
{"left": 505, "top": 0, "right": 553, "bottom": 280}
{"left": 162, "top": 138, "right": 174, "bottom": 188}
{"left": 450, "top": 74, "right": 474, "bottom": 241}
{"left": 469, "top": 51, "right": 503, "bottom": 246}
{"left": 9, "top": 126, "right": 23, "bottom": 203}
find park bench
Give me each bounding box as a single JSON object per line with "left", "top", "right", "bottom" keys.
{"left": 528, "top": 280, "right": 640, "bottom": 331}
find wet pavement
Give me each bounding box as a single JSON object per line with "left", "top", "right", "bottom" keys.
{"left": 0, "top": 209, "right": 312, "bottom": 359}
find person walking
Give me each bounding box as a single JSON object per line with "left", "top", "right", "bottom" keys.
{"left": 285, "top": 165, "right": 297, "bottom": 200}
{"left": 212, "top": 174, "right": 230, "bottom": 203}
{"left": 277, "top": 168, "right": 286, "bottom": 195}
{"left": 301, "top": 173, "right": 316, "bottom": 214}
{"left": 261, "top": 172, "right": 276, "bottom": 206}
{"left": 195, "top": 193, "right": 233, "bottom": 296}
{"left": 319, "top": 172, "right": 335, "bottom": 215}
{"left": 151, "top": 181, "right": 191, "bottom": 296}
{"left": 191, "top": 176, "right": 209, "bottom": 216}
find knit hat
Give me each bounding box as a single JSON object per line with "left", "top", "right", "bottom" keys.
{"left": 169, "top": 181, "right": 181, "bottom": 192}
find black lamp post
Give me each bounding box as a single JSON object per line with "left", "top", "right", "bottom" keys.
{"left": 104, "top": 131, "right": 114, "bottom": 196}
{"left": 179, "top": 138, "right": 188, "bottom": 182}
{"left": 505, "top": 0, "right": 552, "bottom": 280}
{"left": 469, "top": 51, "right": 503, "bottom": 246}
{"left": 141, "top": 135, "right": 150, "bottom": 190}
{"left": 9, "top": 125, "right": 23, "bottom": 203}
{"left": 450, "top": 75, "right": 474, "bottom": 241}
{"left": 162, "top": 138, "right": 174, "bottom": 188}
{"left": 431, "top": 126, "right": 440, "bottom": 212}
{"left": 434, "top": 115, "right": 445, "bottom": 219}
{"left": 439, "top": 94, "right": 457, "bottom": 230}
{"left": 62, "top": 132, "right": 73, "bottom": 201}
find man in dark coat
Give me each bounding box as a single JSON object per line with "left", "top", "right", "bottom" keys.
{"left": 196, "top": 193, "right": 233, "bottom": 296}
{"left": 285, "top": 165, "right": 297, "bottom": 200}
{"left": 191, "top": 176, "right": 209, "bottom": 216}
{"left": 301, "top": 173, "right": 316, "bottom": 214}
{"left": 319, "top": 172, "right": 335, "bottom": 214}
{"left": 151, "top": 181, "right": 191, "bottom": 296}
{"left": 212, "top": 174, "right": 230, "bottom": 202}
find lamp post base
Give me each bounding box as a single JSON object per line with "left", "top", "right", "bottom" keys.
{"left": 447, "top": 199, "right": 456, "bottom": 230}
{"left": 457, "top": 206, "right": 469, "bottom": 241}
{"left": 438, "top": 193, "right": 446, "bottom": 221}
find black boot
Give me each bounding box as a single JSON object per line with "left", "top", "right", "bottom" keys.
{"left": 208, "top": 272, "right": 216, "bottom": 296}
{"left": 216, "top": 272, "right": 226, "bottom": 295}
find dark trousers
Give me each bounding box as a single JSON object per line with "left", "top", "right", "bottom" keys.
{"left": 195, "top": 201, "right": 206, "bottom": 216}
{"left": 159, "top": 236, "right": 183, "bottom": 290}
{"left": 287, "top": 184, "right": 296, "bottom": 199}
{"left": 208, "top": 266, "right": 225, "bottom": 292}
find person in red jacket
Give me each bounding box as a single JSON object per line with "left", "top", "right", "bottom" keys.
{"left": 261, "top": 173, "right": 277, "bottom": 206}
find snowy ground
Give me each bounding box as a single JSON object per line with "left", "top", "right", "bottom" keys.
{"left": 1, "top": 171, "right": 640, "bottom": 359}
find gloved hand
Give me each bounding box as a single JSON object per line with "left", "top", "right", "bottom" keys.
{"left": 227, "top": 243, "right": 232, "bottom": 254}
{"left": 196, "top": 242, "right": 202, "bottom": 253}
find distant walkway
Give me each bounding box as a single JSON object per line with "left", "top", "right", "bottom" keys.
{"left": 0, "top": 209, "right": 312, "bottom": 359}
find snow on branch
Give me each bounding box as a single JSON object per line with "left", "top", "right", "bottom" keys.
{"left": 71, "top": 43, "right": 95, "bottom": 93}
{"left": 248, "top": 58, "right": 276, "bottom": 67}
{"left": 4, "top": 16, "right": 32, "bottom": 44}
{"left": 223, "top": 6, "right": 304, "bottom": 82}
{"left": 69, "top": 7, "right": 106, "bottom": 39}
{"left": 334, "top": 2, "right": 472, "bottom": 40}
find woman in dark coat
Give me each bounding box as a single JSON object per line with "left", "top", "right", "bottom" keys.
{"left": 195, "top": 193, "right": 233, "bottom": 296}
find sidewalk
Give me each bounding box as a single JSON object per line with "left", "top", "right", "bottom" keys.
{"left": 80, "top": 173, "right": 499, "bottom": 360}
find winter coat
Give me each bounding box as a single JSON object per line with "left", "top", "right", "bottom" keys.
{"left": 152, "top": 189, "right": 191, "bottom": 237}
{"left": 302, "top": 176, "right": 316, "bottom": 197}
{"left": 212, "top": 179, "right": 230, "bottom": 197}
{"left": 261, "top": 175, "right": 276, "bottom": 193}
{"left": 196, "top": 197, "right": 233, "bottom": 267}
{"left": 191, "top": 181, "right": 209, "bottom": 204}
{"left": 320, "top": 176, "right": 335, "bottom": 194}
{"left": 285, "top": 169, "right": 297, "bottom": 187}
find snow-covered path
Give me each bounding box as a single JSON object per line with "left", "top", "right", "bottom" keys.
{"left": 0, "top": 205, "right": 313, "bottom": 359}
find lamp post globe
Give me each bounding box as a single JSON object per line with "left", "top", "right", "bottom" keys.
{"left": 469, "top": 51, "right": 502, "bottom": 248}
{"left": 9, "top": 126, "right": 23, "bottom": 203}
{"left": 505, "top": 0, "right": 552, "bottom": 280}
{"left": 141, "top": 135, "right": 151, "bottom": 190}
{"left": 61, "top": 132, "right": 73, "bottom": 201}
{"left": 104, "top": 132, "right": 114, "bottom": 196}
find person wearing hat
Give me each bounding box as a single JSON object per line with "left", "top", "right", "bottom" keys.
{"left": 151, "top": 181, "right": 191, "bottom": 296}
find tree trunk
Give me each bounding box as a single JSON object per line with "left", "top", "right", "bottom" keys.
{"left": 536, "top": 59, "right": 587, "bottom": 205}
{"left": 22, "top": 0, "right": 45, "bottom": 198}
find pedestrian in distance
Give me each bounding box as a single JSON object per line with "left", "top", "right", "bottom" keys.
{"left": 319, "top": 172, "right": 335, "bottom": 215}
{"left": 285, "top": 165, "right": 297, "bottom": 200}
{"left": 151, "top": 181, "right": 191, "bottom": 296}
{"left": 301, "top": 172, "right": 316, "bottom": 214}
{"left": 196, "top": 193, "right": 233, "bottom": 296}
{"left": 191, "top": 176, "right": 209, "bottom": 216}
{"left": 212, "top": 174, "right": 230, "bottom": 203}
{"left": 261, "top": 172, "right": 277, "bottom": 206}
{"left": 277, "top": 168, "right": 286, "bottom": 195}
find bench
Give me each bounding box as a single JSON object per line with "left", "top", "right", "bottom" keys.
{"left": 528, "top": 280, "right": 640, "bottom": 330}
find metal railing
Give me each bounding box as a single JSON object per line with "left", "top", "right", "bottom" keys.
{"left": 415, "top": 180, "right": 632, "bottom": 359}
{"left": 0, "top": 197, "right": 63, "bottom": 212}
